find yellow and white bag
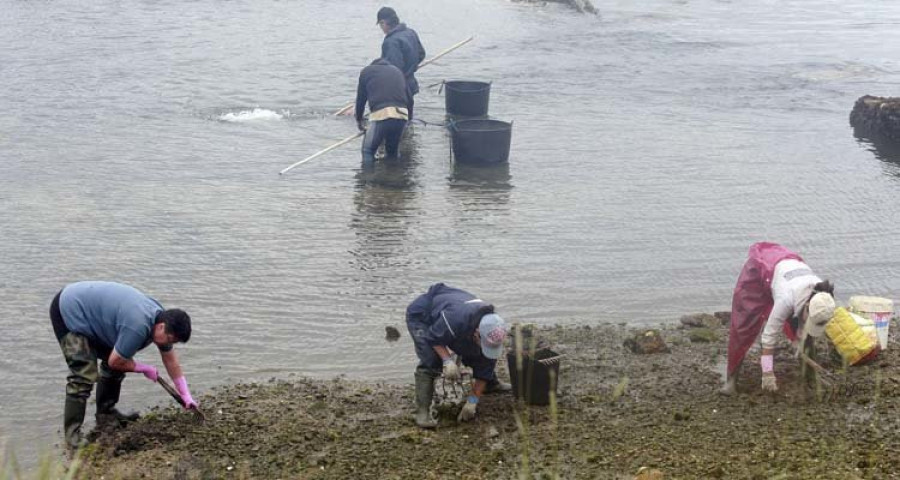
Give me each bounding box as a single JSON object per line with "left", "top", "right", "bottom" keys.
{"left": 825, "top": 307, "right": 880, "bottom": 365}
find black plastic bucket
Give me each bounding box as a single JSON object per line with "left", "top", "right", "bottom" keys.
{"left": 444, "top": 80, "right": 491, "bottom": 117}
{"left": 449, "top": 119, "right": 512, "bottom": 165}
{"left": 507, "top": 348, "right": 562, "bottom": 406}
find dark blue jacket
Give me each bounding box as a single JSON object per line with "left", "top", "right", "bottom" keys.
{"left": 381, "top": 24, "right": 426, "bottom": 95}
{"left": 406, "top": 283, "right": 495, "bottom": 373}
{"left": 354, "top": 59, "right": 409, "bottom": 122}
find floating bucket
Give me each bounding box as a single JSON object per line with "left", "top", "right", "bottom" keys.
{"left": 449, "top": 119, "right": 512, "bottom": 165}
{"left": 444, "top": 80, "right": 491, "bottom": 117}
{"left": 849, "top": 296, "right": 894, "bottom": 350}
{"left": 506, "top": 348, "right": 562, "bottom": 406}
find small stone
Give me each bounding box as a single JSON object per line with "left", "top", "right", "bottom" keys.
{"left": 688, "top": 328, "right": 718, "bottom": 343}
{"left": 714, "top": 311, "right": 732, "bottom": 325}
{"left": 385, "top": 326, "right": 401, "bottom": 342}
{"left": 680, "top": 313, "right": 719, "bottom": 329}
{"left": 486, "top": 426, "right": 500, "bottom": 438}
{"left": 635, "top": 467, "right": 664, "bottom": 479}
{"left": 624, "top": 330, "right": 669, "bottom": 354}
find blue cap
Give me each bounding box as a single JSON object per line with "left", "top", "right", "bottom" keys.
{"left": 479, "top": 314, "right": 507, "bottom": 359}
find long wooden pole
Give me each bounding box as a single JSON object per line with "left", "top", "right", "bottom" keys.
{"left": 279, "top": 131, "right": 365, "bottom": 175}
{"left": 332, "top": 36, "right": 475, "bottom": 116}
{"left": 418, "top": 35, "right": 474, "bottom": 69}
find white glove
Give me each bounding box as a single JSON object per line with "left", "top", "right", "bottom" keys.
{"left": 442, "top": 359, "right": 460, "bottom": 381}
{"left": 457, "top": 397, "right": 478, "bottom": 422}
{"left": 761, "top": 372, "right": 778, "bottom": 392}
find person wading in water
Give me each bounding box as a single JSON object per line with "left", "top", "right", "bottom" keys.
{"left": 376, "top": 7, "right": 425, "bottom": 121}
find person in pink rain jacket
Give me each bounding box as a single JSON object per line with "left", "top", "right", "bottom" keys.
{"left": 721, "top": 242, "right": 836, "bottom": 395}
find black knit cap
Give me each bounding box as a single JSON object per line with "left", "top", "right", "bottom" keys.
{"left": 376, "top": 7, "right": 398, "bottom": 24}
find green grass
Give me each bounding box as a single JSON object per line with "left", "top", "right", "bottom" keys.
{"left": 1, "top": 446, "right": 80, "bottom": 480}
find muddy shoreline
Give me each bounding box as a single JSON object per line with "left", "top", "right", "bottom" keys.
{"left": 79, "top": 317, "right": 900, "bottom": 479}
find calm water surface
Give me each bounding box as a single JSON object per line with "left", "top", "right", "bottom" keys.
{"left": 2, "top": 0, "right": 900, "bottom": 462}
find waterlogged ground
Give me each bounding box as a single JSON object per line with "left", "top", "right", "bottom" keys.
{"left": 80, "top": 318, "right": 900, "bottom": 479}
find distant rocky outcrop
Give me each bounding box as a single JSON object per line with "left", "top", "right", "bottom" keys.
{"left": 850, "top": 95, "right": 900, "bottom": 142}
{"left": 514, "top": 0, "right": 598, "bottom": 14}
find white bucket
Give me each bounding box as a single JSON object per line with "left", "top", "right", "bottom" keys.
{"left": 849, "top": 311, "right": 878, "bottom": 345}
{"left": 849, "top": 296, "right": 894, "bottom": 350}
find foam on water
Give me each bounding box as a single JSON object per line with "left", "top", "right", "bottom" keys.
{"left": 218, "top": 108, "right": 284, "bottom": 122}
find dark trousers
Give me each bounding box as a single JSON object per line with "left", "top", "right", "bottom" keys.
{"left": 361, "top": 118, "right": 406, "bottom": 165}
{"left": 51, "top": 291, "right": 122, "bottom": 399}
{"left": 407, "top": 320, "right": 443, "bottom": 376}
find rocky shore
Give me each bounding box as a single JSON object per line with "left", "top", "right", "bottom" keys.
{"left": 850, "top": 95, "right": 900, "bottom": 142}
{"left": 79, "top": 316, "right": 900, "bottom": 479}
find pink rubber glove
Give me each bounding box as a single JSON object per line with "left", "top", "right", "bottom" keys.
{"left": 173, "top": 376, "right": 198, "bottom": 409}
{"left": 132, "top": 362, "right": 158, "bottom": 382}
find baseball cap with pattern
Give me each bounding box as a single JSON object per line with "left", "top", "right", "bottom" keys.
{"left": 479, "top": 314, "right": 507, "bottom": 359}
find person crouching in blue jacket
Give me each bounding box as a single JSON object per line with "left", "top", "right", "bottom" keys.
{"left": 406, "top": 283, "right": 512, "bottom": 428}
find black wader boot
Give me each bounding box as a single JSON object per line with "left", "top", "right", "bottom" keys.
{"left": 414, "top": 370, "right": 437, "bottom": 429}
{"left": 95, "top": 377, "right": 140, "bottom": 427}
{"left": 64, "top": 396, "right": 87, "bottom": 450}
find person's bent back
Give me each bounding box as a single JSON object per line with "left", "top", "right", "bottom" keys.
{"left": 355, "top": 58, "right": 410, "bottom": 165}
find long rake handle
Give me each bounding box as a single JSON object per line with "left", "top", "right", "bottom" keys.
{"left": 800, "top": 352, "right": 837, "bottom": 385}
{"left": 279, "top": 131, "right": 365, "bottom": 175}
{"left": 332, "top": 36, "right": 475, "bottom": 116}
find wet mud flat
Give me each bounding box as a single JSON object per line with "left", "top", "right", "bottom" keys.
{"left": 81, "top": 318, "right": 900, "bottom": 479}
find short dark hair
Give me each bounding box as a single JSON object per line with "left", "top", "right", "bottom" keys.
{"left": 157, "top": 308, "right": 192, "bottom": 343}
{"left": 812, "top": 280, "right": 834, "bottom": 296}
{"left": 805, "top": 280, "right": 835, "bottom": 306}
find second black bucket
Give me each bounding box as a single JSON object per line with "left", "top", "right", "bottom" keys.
{"left": 506, "top": 348, "right": 562, "bottom": 406}
{"left": 449, "top": 119, "right": 512, "bottom": 165}
{"left": 444, "top": 80, "right": 491, "bottom": 117}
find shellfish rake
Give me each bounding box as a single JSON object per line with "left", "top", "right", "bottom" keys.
{"left": 799, "top": 352, "right": 859, "bottom": 400}
{"left": 158, "top": 377, "right": 206, "bottom": 422}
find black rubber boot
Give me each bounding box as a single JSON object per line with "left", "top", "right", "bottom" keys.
{"left": 414, "top": 370, "right": 437, "bottom": 429}
{"left": 484, "top": 378, "right": 512, "bottom": 395}
{"left": 95, "top": 378, "right": 140, "bottom": 426}
{"left": 64, "top": 396, "right": 88, "bottom": 450}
